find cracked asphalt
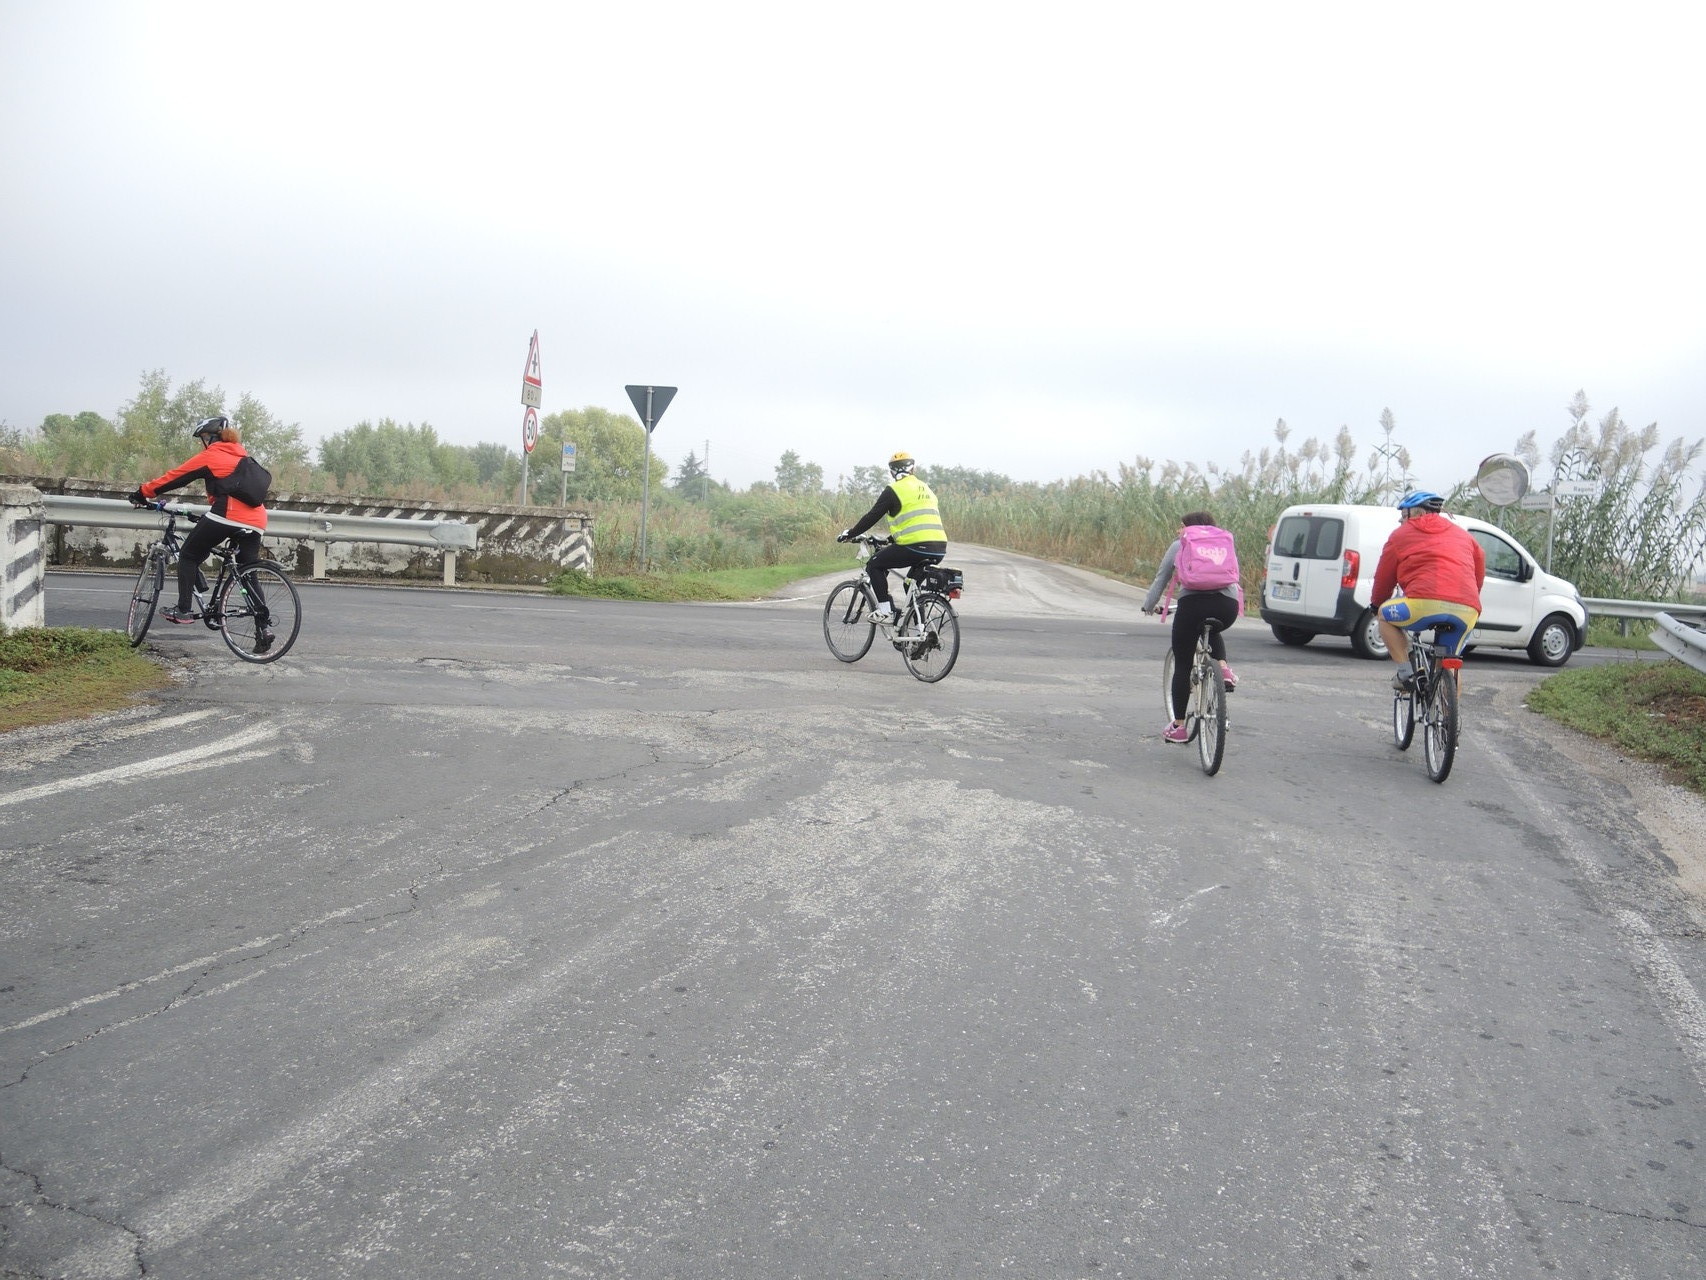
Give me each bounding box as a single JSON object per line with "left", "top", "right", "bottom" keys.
{"left": 3, "top": 551, "right": 1704, "bottom": 1279}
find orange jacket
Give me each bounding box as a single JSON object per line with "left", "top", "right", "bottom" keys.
{"left": 1372, "top": 513, "right": 1485, "bottom": 610}
{"left": 141, "top": 441, "right": 268, "bottom": 531}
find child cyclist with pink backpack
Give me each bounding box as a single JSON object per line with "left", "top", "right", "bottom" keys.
{"left": 1140, "top": 510, "right": 1242, "bottom": 744}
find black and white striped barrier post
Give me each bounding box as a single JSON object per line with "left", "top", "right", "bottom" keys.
{"left": 1, "top": 484, "right": 46, "bottom": 630}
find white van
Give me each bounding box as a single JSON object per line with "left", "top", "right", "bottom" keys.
{"left": 1260, "top": 504, "right": 1589, "bottom": 666}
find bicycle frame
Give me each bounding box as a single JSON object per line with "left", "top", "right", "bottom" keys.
{"left": 1392, "top": 628, "right": 1462, "bottom": 783}
{"left": 1159, "top": 604, "right": 1227, "bottom": 776}
{"left": 146, "top": 511, "right": 242, "bottom": 627}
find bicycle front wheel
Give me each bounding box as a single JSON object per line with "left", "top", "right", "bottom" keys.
{"left": 900, "top": 592, "right": 960, "bottom": 682}
{"left": 1392, "top": 689, "right": 1415, "bottom": 751}
{"left": 126, "top": 552, "right": 165, "bottom": 647}
{"left": 1422, "top": 673, "right": 1458, "bottom": 783}
{"left": 217, "top": 561, "right": 301, "bottom": 663}
{"left": 1161, "top": 647, "right": 1176, "bottom": 720}
{"left": 1194, "top": 658, "right": 1226, "bottom": 776}
{"left": 823, "top": 580, "right": 876, "bottom": 663}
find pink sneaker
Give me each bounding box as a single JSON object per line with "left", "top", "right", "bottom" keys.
{"left": 1220, "top": 663, "right": 1238, "bottom": 692}
{"left": 1163, "top": 722, "right": 1190, "bottom": 744}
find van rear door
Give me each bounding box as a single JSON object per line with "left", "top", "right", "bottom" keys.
{"left": 1267, "top": 513, "right": 1346, "bottom": 621}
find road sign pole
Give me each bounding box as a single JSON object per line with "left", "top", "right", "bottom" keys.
{"left": 519, "top": 332, "right": 543, "bottom": 506}
{"left": 624, "top": 384, "right": 677, "bottom": 570}
{"left": 639, "top": 386, "right": 654, "bottom": 568}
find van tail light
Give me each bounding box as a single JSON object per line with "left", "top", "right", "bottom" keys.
{"left": 1340, "top": 549, "right": 1360, "bottom": 589}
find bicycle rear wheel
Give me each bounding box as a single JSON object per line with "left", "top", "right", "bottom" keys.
{"left": 1194, "top": 657, "right": 1226, "bottom": 776}
{"left": 217, "top": 561, "right": 301, "bottom": 663}
{"left": 823, "top": 580, "right": 876, "bottom": 663}
{"left": 126, "top": 552, "right": 165, "bottom": 646}
{"left": 1422, "top": 673, "right": 1458, "bottom": 782}
{"left": 900, "top": 592, "right": 960, "bottom": 682}
{"left": 1392, "top": 689, "right": 1415, "bottom": 750}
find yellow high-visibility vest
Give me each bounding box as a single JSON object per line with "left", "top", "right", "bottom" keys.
{"left": 890, "top": 473, "right": 946, "bottom": 544}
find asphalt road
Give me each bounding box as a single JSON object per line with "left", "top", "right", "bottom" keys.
{"left": 4, "top": 550, "right": 1704, "bottom": 1279}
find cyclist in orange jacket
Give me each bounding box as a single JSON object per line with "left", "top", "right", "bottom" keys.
{"left": 1373, "top": 490, "right": 1486, "bottom": 690}
{"left": 128, "top": 416, "right": 269, "bottom": 627}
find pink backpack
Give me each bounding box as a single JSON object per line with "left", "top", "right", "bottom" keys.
{"left": 1175, "top": 524, "right": 1240, "bottom": 591}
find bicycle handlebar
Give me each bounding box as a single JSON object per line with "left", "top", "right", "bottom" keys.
{"left": 132, "top": 499, "right": 200, "bottom": 519}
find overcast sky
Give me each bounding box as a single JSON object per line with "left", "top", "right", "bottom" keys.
{"left": 3, "top": 1, "right": 1701, "bottom": 492}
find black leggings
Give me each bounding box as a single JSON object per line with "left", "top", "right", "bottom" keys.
{"left": 176, "top": 521, "right": 262, "bottom": 611}
{"left": 1169, "top": 591, "right": 1239, "bottom": 719}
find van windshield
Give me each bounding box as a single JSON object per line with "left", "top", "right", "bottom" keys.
{"left": 1273, "top": 515, "right": 1344, "bottom": 560}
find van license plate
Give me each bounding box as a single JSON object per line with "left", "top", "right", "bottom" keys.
{"left": 1272, "top": 582, "right": 1301, "bottom": 601}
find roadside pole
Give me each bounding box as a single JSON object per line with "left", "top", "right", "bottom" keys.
{"left": 520, "top": 330, "right": 542, "bottom": 504}
{"left": 624, "top": 384, "right": 677, "bottom": 569}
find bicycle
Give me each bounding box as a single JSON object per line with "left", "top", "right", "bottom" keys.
{"left": 1158, "top": 606, "right": 1228, "bottom": 776}
{"left": 125, "top": 501, "right": 302, "bottom": 663}
{"left": 822, "top": 536, "right": 963, "bottom": 682}
{"left": 1390, "top": 627, "right": 1460, "bottom": 783}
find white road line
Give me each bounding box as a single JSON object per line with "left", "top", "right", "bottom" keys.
{"left": 444, "top": 604, "right": 575, "bottom": 612}
{"left": 0, "top": 905, "right": 363, "bottom": 1036}
{"left": 0, "top": 722, "right": 280, "bottom": 809}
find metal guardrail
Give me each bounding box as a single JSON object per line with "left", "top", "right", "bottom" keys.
{"left": 1581, "top": 595, "right": 1706, "bottom": 624}
{"left": 1652, "top": 612, "right": 1706, "bottom": 676}
{"left": 41, "top": 495, "right": 478, "bottom": 584}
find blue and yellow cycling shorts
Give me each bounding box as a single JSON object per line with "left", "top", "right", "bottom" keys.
{"left": 1378, "top": 597, "right": 1480, "bottom": 657}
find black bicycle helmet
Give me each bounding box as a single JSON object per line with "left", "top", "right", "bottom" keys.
{"left": 1397, "top": 489, "right": 1444, "bottom": 513}
{"left": 192, "top": 416, "right": 229, "bottom": 442}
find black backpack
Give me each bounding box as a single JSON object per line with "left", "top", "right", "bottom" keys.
{"left": 221, "top": 455, "right": 273, "bottom": 506}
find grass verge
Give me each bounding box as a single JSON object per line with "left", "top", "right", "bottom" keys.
{"left": 0, "top": 627, "right": 170, "bottom": 733}
{"left": 1527, "top": 659, "right": 1706, "bottom": 794}
{"left": 549, "top": 552, "right": 855, "bottom": 602}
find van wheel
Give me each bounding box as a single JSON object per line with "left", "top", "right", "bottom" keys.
{"left": 1270, "top": 625, "right": 1314, "bottom": 647}
{"left": 1350, "top": 608, "right": 1389, "bottom": 659}
{"left": 1527, "top": 614, "right": 1576, "bottom": 667}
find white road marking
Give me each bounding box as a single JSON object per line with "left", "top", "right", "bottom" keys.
{"left": 0, "top": 906, "right": 364, "bottom": 1036}
{"left": 0, "top": 722, "right": 280, "bottom": 809}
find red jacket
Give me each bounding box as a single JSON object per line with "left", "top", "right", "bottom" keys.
{"left": 1372, "top": 512, "right": 1485, "bottom": 610}
{"left": 141, "top": 441, "right": 268, "bottom": 531}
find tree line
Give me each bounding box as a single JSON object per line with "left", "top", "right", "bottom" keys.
{"left": 3, "top": 372, "right": 1702, "bottom": 596}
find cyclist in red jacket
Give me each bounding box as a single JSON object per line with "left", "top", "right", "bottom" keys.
{"left": 1373, "top": 491, "right": 1486, "bottom": 690}
{"left": 129, "top": 416, "right": 269, "bottom": 627}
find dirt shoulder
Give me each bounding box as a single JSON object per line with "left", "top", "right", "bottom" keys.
{"left": 1503, "top": 683, "right": 1706, "bottom": 909}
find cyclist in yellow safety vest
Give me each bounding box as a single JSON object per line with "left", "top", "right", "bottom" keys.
{"left": 836, "top": 451, "right": 949, "bottom": 624}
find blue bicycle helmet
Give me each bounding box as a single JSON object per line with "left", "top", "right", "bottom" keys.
{"left": 1397, "top": 490, "right": 1445, "bottom": 513}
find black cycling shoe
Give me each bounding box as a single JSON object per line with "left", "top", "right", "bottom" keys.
{"left": 253, "top": 628, "right": 275, "bottom": 655}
